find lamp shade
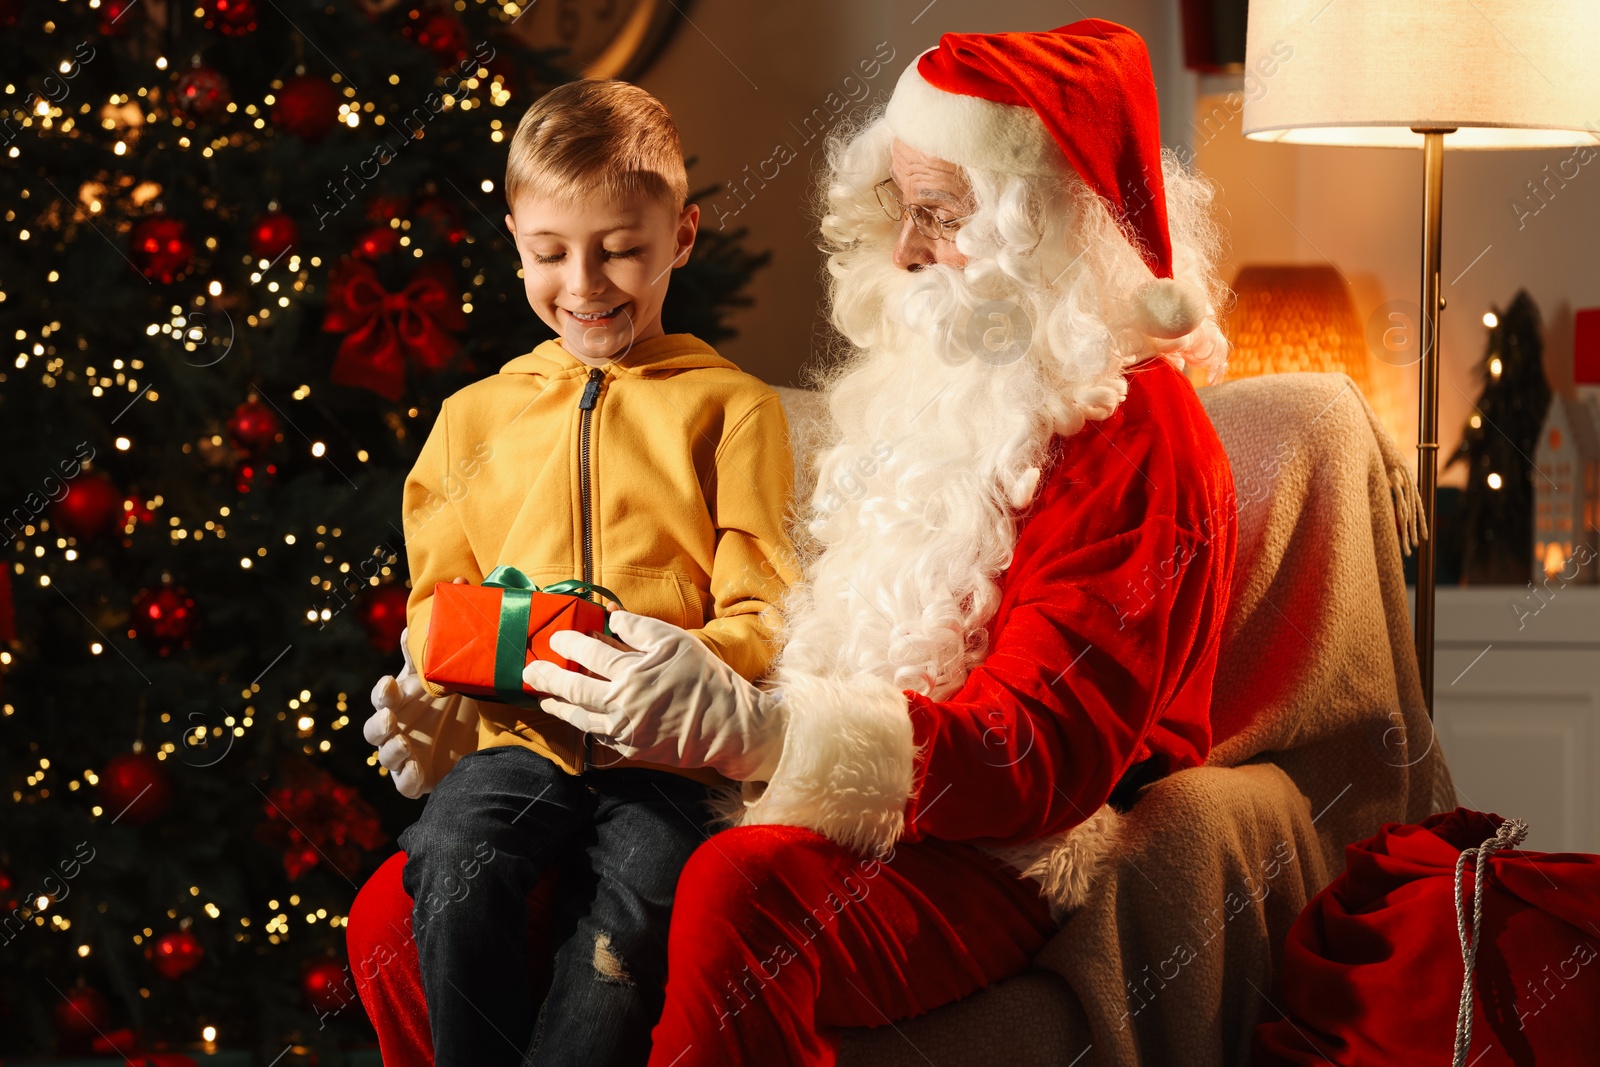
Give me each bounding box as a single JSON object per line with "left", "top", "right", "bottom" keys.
{"left": 1242, "top": 0, "right": 1600, "bottom": 148}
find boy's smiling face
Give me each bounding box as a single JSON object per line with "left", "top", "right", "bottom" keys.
{"left": 506, "top": 190, "right": 698, "bottom": 366}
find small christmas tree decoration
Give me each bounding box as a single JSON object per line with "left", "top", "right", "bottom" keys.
{"left": 233, "top": 458, "right": 278, "bottom": 493}
{"left": 52, "top": 471, "right": 124, "bottom": 540}
{"left": 301, "top": 955, "right": 353, "bottom": 1014}
{"left": 249, "top": 211, "right": 299, "bottom": 261}
{"left": 273, "top": 75, "right": 341, "bottom": 142}
{"left": 98, "top": 0, "right": 142, "bottom": 36}
{"left": 130, "top": 583, "right": 197, "bottom": 657}
{"left": 147, "top": 928, "right": 205, "bottom": 980}
{"left": 226, "top": 398, "right": 281, "bottom": 456}
{"left": 130, "top": 216, "right": 195, "bottom": 284}
{"left": 99, "top": 750, "right": 172, "bottom": 824}
{"left": 352, "top": 224, "right": 402, "bottom": 260}
{"left": 173, "top": 66, "right": 233, "bottom": 119}
{"left": 358, "top": 584, "right": 410, "bottom": 652}
{"left": 1446, "top": 292, "right": 1551, "bottom": 584}
{"left": 407, "top": 9, "right": 470, "bottom": 65}
{"left": 199, "top": 0, "right": 257, "bottom": 36}
{"left": 53, "top": 983, "right": 111, "bottom": 1051}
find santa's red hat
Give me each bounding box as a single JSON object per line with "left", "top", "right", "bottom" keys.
{"left": 884, "top": 19, "right": 1205, "bottom": 338}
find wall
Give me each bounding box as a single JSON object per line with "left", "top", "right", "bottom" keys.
{"left": 638, "top": 3, "right": 1600, "bottom": 489}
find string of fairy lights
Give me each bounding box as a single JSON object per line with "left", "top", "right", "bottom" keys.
{"left": 3, "top": 0, "right": 534, "bottom": 1031}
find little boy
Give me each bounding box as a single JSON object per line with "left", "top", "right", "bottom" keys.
{"left": 382, "top": 80, "right": 797, "bottom": 1067}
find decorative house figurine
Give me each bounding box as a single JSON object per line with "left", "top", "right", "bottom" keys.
{"left": 1532, "top": 308, "right": 1600, "bottom": 582}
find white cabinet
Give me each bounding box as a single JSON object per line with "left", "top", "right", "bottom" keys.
{"left": 1424, "top": 586, "right": 1600, "bottom": 853}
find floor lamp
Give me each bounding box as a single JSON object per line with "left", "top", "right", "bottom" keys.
{"left": 1240, "top": 1, "right": 1599, "bottom": 719}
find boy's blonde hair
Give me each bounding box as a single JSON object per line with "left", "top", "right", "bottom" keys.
{"left": 504, "top": 79, "right": 689, "bottom": 214}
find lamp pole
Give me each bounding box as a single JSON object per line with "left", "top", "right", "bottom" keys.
{"left": 1414, "top": 127, "right": 1452, "bottom": 721}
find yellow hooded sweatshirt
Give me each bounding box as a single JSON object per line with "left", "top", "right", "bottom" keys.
{"left": 402, "top": 333, "right": 799, "bottom": 788}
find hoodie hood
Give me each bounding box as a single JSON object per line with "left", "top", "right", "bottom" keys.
{"left": 497, "top": 332, "right": 740, "bottom": 382}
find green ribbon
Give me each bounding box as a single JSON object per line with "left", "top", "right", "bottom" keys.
{"left": 481, "top": 566, "right": 623, "bottom": 705}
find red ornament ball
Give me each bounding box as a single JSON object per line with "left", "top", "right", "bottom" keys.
{"left": 130, "top": 583, "right": 196, "bottom": 657}
{"left": 200, "top": 0, "right": 256, "bottom": 35}
{"left": 99, "top": 0, "right": 142, "bottom": 35}
{"left": 366, "top": 195, "right": 408, "bottom": 224}
{"left": 408, "top": 10, "right": 468, "bottom": 65}
{"left": 359, "top": 585, "right": 409, "bottom": 653}
{"left": 130, "top": 217, "right": 194, "bottom": 284}
{"left": 249, "top": 212, "right": 298, "bottom": 262}
{"left": 415, "top": 196, "right": 466, "bottom": 244}
{"left": 52, "top": 471, "right": 122, "bottom": 540}
{"left": 173, "top": 66, "right": 231, "bottom": 119}
{"left": 353, "top": 225, "right": 400, "bottom": 260}
{"left": 301, "top": 956, "right": 354, "bottom": 1014}
{"left": 146, "top": 929, "right": 204, "bottom": 980}
{"left": 99, "top": 751, "right": 172, "bottom": 824}
{"left": 274, "top": 75, "right": 341, "bottom": 142}
{"left": 53, "top": 985, "right": 110, "bottom": 1048}
{"left": 233, "top": 458, "right": 278, "bottom": 493}
{"left": 227, "top": 398, "right": 280, "bottom": 455}
{"left": 122, "top": 493, "right": 156, "bottom": 531}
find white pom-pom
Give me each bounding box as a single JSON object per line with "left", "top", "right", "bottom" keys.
{"left": 1134, "top": 277, "right": 1207, "bottom": 339}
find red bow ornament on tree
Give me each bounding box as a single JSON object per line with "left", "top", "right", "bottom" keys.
{"left": 323, "top": 259, "right": 465, "bottom": 400}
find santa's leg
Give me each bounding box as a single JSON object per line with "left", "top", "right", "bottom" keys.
{"left": 647, "top": 823, "right": 1057, "bottom": 1067}
{"left": 347, "top": 851, "right": 435, "bottom": 1067}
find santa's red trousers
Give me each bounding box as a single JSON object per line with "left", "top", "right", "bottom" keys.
{"left": 346, "top": 823, "right": 1058, "bottom": 1066}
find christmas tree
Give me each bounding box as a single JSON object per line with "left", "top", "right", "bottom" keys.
{"left": 0, "top": 0, "right": 765, "bottom": 1057}
{"left": 1445, "top": 290, "right": 1550, "bottom": 585}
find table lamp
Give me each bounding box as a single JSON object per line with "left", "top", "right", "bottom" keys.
{"left": 1241, "top": 0, "right": 1600, "bottom": 718}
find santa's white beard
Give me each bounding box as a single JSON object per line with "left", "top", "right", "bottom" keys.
{"left": 778, "top": 260, "right": 1063, "bottom": 700}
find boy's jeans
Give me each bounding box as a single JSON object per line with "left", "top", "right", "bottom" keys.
{"left": 396, "top": 744, "right": 714, "bottom": 1067}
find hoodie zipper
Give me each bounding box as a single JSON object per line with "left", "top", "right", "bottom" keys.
{"left": 576, "top": 366, "right": 604, "bottom": 771}
{"left": 577, "top": 367, "right": 603, "bottom": 592}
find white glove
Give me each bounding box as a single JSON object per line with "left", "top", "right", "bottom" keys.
{"left": 523, "top": 611, "right": 788, "bottom": 782}
{"left": 363, "top": 626, "right": 482, "bottom": 799}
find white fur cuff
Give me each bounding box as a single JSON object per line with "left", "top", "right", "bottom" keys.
{"left": 733, "top": 671, "right": 918, "bottom": 858}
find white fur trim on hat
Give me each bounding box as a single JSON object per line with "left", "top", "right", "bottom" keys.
{"left": 884, "top": 50, "right": 1065, "bottom": 176}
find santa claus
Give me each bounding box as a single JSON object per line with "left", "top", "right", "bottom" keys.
{"left": 350, "top": 18, "right": 1238, "bottom": 1067}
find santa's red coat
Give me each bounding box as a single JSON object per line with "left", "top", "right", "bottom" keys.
{"left": 901, "top": 355, "right": 1237, "bottom": 845}
{"left": 727, "top": 355, "right": 1238, "bottom": 906}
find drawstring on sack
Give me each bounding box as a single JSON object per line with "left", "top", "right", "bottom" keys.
{"left": 1451, "top": 816, "right": 1529, "bottom": 1067}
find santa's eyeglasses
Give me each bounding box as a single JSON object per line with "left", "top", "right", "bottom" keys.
{"left": 874, "top": 179, "right": 976, "bottom": 241}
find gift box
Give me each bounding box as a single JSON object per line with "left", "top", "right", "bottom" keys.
{"left": 421, "top": 566, "right": 617, "bottom": 705}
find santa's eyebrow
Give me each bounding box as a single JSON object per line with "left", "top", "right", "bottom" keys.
{"left": 913, "top": 187, "right": 966, "bottom": 203}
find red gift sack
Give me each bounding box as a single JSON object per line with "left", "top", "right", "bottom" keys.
{"left": 1254, "top": 808, "right": 1600, "bottom": 1067}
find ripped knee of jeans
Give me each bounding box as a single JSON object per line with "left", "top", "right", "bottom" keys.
{"left": 592, "top": 931, "right": 635, "bottom": 986}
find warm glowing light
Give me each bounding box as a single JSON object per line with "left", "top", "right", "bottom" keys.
{"left": 1489, "top": 358, "right": 1502, "bottom": 377}
{"left": 1483, "top": 311, "right": 1498, "bottom": 328}
{"left": 115, "top": 436, "right": 131, "bottom": 450}
{"left": 1487, "top": 472, "right": 1503, "bottom": 490}
{"left": 481, "top": 179, "right": 494, "bottom": 193}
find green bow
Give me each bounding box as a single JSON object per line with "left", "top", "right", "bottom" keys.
{"left": 481, "top": 566, "right": 623, "bottom": 703}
